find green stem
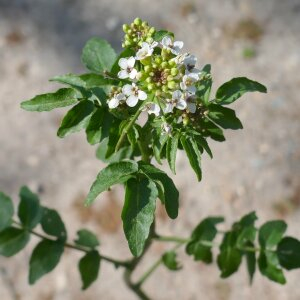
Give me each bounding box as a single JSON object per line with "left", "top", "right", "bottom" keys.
{"left": 115, "top": 102, "right": 147, "bottom": 152}
{"left": 12, "top": 220, "right": 131, "bottom": 268}
{"left": 153, "top": 234, "right": 190, "bottom": 244}
{"left": 135, "top": 241, "right": 184, "bottom": 288}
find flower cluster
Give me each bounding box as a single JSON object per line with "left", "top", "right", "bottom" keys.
{"left": 108, "top": 18, "right": 204, "bottom": 130}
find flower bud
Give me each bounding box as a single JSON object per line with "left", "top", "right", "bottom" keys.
{"left": 147, "top": 83, "right": 154, "bottom": 91}
{"left": 171, "top": 68, "right": 178, "bottom": 76}
{"left": 167, "top": 81, "right": 176, "bottom": 89}
{"left": 122, "top": 24, "right": 130, "bottom": 32}
{"left": 134, "top": 18, "right": 142, "bottom": 26}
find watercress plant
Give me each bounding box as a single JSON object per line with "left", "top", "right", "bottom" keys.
{"left": 1, "top": 18, "right": 299, "bottom": 300}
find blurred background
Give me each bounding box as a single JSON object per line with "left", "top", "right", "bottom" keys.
{"left": 0, "top": 0, "right": 300, "bottom": 299}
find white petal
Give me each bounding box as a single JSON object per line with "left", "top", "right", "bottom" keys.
{"left": 129, "top": 68, "right": 138, "bottom": 79}
{"left": 172, "top": 90, "right": 182, "bottom": 100}
{"left": 118, "top": 58, "right": 128, "bottom": 69}
{"left": 126, "top": 95, "right": 139, "bottom": 107}
{"left": 170, "top": 48, "right": 180, "bottom": 55}
{"left": 151, "top": 41, "right": 158, "bottom": 48}
{"left": 187, "top": 73, "right": 199, "bottom": 81}
{"left": 176, "top": 99, "right": 187, "bottom": 110}
{"left": 187, "top": 85, "right": 196, "bottom": 94}
{"left": 164, "top": 103, "right": 173, "bottom": 113}
{"left": 161, "top": 36, "right": 172, "bottom": 47}
{"left": 118, "top": 70, "right": 129, "bottom": 79}
{"left": 174, "top": 41, "right": 184, "bottom": 49}
{"left": 148, "top": 103, "right": 160, "bottom": 116}
{"left": 138, "top": 90, "right": 147, "bottom": 100}
{"left": 180, "top": 82, "right": 186, "bottom": 90}
{"left": 184, "top": 54, "right": 197, "bottom": 66}
{"left": 127, "top": 56, "right": 136, "bottom": 68}
{"left": 122, "top": 84, "right": 133, "bottom": 96}
{"left": 187, "top": 102, "right": 197, "bottom": 113}
{"left": 116, "top": 93, "right": 126, "bottom": 100}
{"left": 108, "top": 98, "right": 119, "bottom": 109}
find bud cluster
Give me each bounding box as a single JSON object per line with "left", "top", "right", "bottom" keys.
{"left": 122, "top": 18, "right": 155, "bottom": 49}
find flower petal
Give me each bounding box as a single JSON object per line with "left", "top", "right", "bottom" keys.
{"left": 187, "top": 102, "right": 197, "bottom": 113}
{"left": 118, "top": 58, "right": 128, "bottom": 69}
{"left": 108, "top": 97, "right": 119, "bottom": 109}
{"left": 172, "top": 90, "right": 182, "bottom": 100}
{"left": 116, "top": 93, "right": 126, "bottom": 100}
{"left": 138, "top": 90, "right": 147, "bottom": 100}
{"left": 122, "top": 84, "right": 133, "bottom": 96}
{"left": 174, "top": 41, "right": 184, "bottom": 49}
{"left": 176, "top": 99, "right": 187, "bottom": 110}
{"left": 118, "top": 70, "right": 129, "bottom": 79}
{"left": 187, "top": 85, "right": 197, "bottom": 94}
{"left": 127, "top": 56, "right": 136, "bottom": 68}
{"left": 129, "top": 68, "right": 138, "bottom": 79}
{"left": 161, "top": 36, "right": 172, "bottom": 47}
{"left": 164, "top": 103, "right": 173, "bottom": 113}
{"left": 148, "top": 103, "right": 160, "bottom": 116}
{"left": 126, "top": 95, "right": 139, "bottom": 107}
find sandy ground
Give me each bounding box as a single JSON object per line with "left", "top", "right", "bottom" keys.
{"left": 0, "top": 0, "right": 300, "bottom": 299}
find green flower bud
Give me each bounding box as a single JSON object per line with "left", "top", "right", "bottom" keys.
{"left": 167, "top": 81, "right": 176, "bottom": 89}
{"left": 149, "top": 27, "right": 155, "bottom": 34}
{"left": 122, "top": 24, "right": 130, "bottom": 32}
{"left": 147, "top": 83, "right": 155, "bottom": 91}
{"left": 171, "top": 68, "right": 178, "bottom": 76}
{"left": 155, "top": 57, "right": 162, "bottom": 64}
{"left": 141, "top": 21, "right": 148, "bottom": 28}
{"left": 134, "top": 18, "right": 142, "bottom": 26}
{"left": 144, "top": 65, "right": 151, "bottom": 73}
{"left": 124, "top": 40, "right": 131, "bottom": 47}
{"left": 167, "top": 75, "right": 174, "bottom": 82}
{"left": 145, "top": 77, "right": 152, "bottom": 83}
{"left": 141, "top": 57, "right": 151, "bottom": 65}
{"left": 161, "top": 62, "right": 168, "bottom": 68}
{"left": 155, "top": 90, "right": 162, "bottom": 97}
{"left": 146, "top": 37, "right": 153, "bottom": 43}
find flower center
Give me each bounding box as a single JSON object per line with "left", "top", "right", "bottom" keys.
{"left": 153, "top": 69, "right": 167, "bottom": 84}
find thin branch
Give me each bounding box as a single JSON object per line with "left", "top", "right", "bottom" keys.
{"left": 12, "top": 220, "right": 131, "bottom": 268}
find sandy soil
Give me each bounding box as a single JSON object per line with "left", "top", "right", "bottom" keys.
{"left": 0, "top": 0, "right": 300, "bottom": 299}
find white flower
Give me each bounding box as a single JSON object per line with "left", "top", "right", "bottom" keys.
{"left": 183, "top": 54, "right": 197, "bottom": 69}
{"left": 108, "top": 93, "right": 126, "bottom": 109}
{"left": 161, "top": 36, "right": 184, "bottom": 55}
{"left": 135, "top": 42, "right": 158, "bottom": 60}
{"left": 122, "top": 83, "right": 147, "bottom": 107}
{"left": 162, "top": 123, "right": 172, "bottom": 134}
{"left": 164, "top": 90, "right": 187, "bottom": 113}
{"left": 172, "top": 53, "right": 189, "bottom": 65}
{"left": 186, "top": 95, "right": 197, "bottom": 113}
{"left": 144, "top": 103, "right": 160, "bottom": 116}
{"left": 180, "top": 73, "right": 198, "bottom": 94}
{"left": 183, "top": 54, "right": 201, "bottom": 77}
{"left": 118, "top": 56, "right": 138, "bottom": 79}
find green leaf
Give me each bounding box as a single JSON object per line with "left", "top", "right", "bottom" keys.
{"left": 85, "top": 160, "right": 138, "bottom": 206}
{"left": 75, "top": 229, "right": 100, "bottom": 249}
{"left": 18, "top": 186, "right": 43, "bottom": 230}
{"left": 153, "top": 132, "right": 168, "bottom": 164}
{"left": 258, "top": 251, "right": 286, "bottom": 284}
{"left": 217, "top": 232, "right": 242, "bottom": 278}
{"left": 81, "top": 37, "right": 117, "bottom": 73}
{"left": 78, "top": 250, "right": 101, "bottom": 290}
{"left": 200, "top": 119, "right": 226, "bottom": 142}
{"left": 139, "top": 162, "right": 179, "bottom": 219}
{"left": 166, "top": 133, "right": 179, "bottom": 174}
{"left": 180, "top": 136, "right": 202, "bottom": 181}
{"left": 153, "top": 30, "right": 174, "bottom": 42}
{"left": 216, "top": 77, "right": 267, "bottom": 105}
{"left": 196, "top": 64, "right": 212, "bottom": 105}
{"left": 245, "top": 241, "right": 256, "bottom": 284}
{"left": 51, "top": 73, "right": 115, "bottom": 93}
{"left": 0, "top": 192, "right": 14, "bottom": 231}
{"left": 0, "top": 227, "right": 30, "bottom": 257}
{"left": 277, "top": 237, "right": 300, "bottom": 270}
{"left": 162, "top": 251, "right": 182, "bottom": 271}
{"left": 259, "top": 220, "right": 287, "bottom": 249}
{"left": 86, "top": 107, "right": 104, "bottom": 145}
{"left": 57, "top": 100, "right": 95, "bottom": 138}
{"left": 207, "top": 104, "right": 243, "bottom": 130}
{"left": 29, "top": 240, "right": 64, "bottom": 284}
{"left": 193, "top": 135, "right": 213, "bottom": 158}
{"left": 186, "top": 217, "right": 224, "bottom": 263}
{"left": 41, "top": 208, "right": 67, "bottom": 242}
{"left": 21, "top": 88, "right": 79, "bottom": 112}
{"left": 96, "top": 138, "right": 133, "bottom": 163}
{"left": 122, "top": 178, "right": 158, "bottom": 256}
